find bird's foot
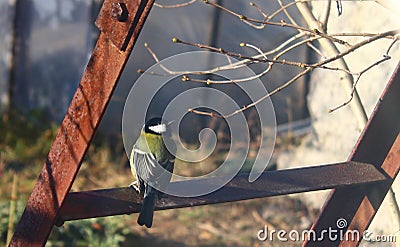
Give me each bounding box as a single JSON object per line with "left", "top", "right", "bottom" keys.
{"left": 129, "top": 181, "right": 140, "bottom": 193}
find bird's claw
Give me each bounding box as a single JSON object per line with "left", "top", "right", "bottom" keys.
{"left": 129, "top": 181, "right": 140, "bottom": 194}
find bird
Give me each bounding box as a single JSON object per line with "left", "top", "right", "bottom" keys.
{"left": 129, "top": 117, "right": 175, "bottom": 228}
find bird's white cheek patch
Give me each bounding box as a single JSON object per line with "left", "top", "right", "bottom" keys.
{"left": 149, "top": 124, "right": 166, "bottom": 134}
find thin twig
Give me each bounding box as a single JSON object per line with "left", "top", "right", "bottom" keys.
{"left": 335, "top": 0, "right": 343, "bottom": 15}
{"left": 314, "top": 30, "right": 399, "bottom": 67}
{"left": 222, "top": 68, "right": 312, "bottom": 118}
{"left": 329, "top": 37, "right": 399, "bottom": 112}
{"left": 320, "top": 0, "right": 331, "bottom": 30}
{"left": 328, "top": 54, "right": 391, "bottom": 112}
{"left": 188, "top": 68, "right": 312, "bottom": 118}
{"left": 307, "top": 41, "right": 326, "bottom": 59}
{"left": 154, "top": 0, "right": 197, "bottom": 9}
{"left": 241, "top": 2, "right": 268, "bottom": 29}
{"left": 277, "top": 0, "right": 299, "bottom": 26}
{"left": 203, "top": 0, "right": 351, "bottom": 47}
{"left": 184, "top": 43, "right": 274, "bottom": 84}
{"left": 249, "top": 2, "right": 268, "bottom": 19}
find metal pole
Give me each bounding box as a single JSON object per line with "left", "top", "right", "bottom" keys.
{"left": 304, "top": 62, "right": 400, "bottom": 246}
{"left": 9, "top": 0, "right": 155, "bottom": 246}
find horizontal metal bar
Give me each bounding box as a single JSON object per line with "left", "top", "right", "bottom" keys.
{"left": 57, "top": 161, "right": 386, "bottom": 225}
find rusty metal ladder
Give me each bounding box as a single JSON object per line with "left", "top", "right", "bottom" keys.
{"left": 9, "top": 0, "right": 400, "bottom": 246}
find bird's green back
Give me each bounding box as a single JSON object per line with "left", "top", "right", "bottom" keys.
{"left": 134, "top": 130, "right": 173, "bottom": 162}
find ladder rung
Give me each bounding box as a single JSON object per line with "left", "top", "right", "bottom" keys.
{"left": 57, "top": 161, "right": 386, "bottom": 225}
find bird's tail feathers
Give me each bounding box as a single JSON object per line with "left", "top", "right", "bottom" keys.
{"left": 137, "top": 190, "right": 156, "bottom": 228}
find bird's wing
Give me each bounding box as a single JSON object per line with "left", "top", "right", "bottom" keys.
{"left": 157, "top": 159, "right": 174, "bottom": 199}
{"left": 133, "top": 146, "right": 174, "bottom": 190}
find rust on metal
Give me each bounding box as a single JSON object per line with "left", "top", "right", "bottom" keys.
{"left": 343, "top": 135, "right": 400, "bottom": 246}
{"left": 304, "top": 62, "right": 400, "bottom": 247}
{"left": 111, "top": 2, "right": 129, "bottom": 22}
{"left": 9, "top": 0, "right": 155, "bottom": 246}
{"left": 56, "top": 161, "right": 386, "bottom": 224}
{"left": 96, "top": 0, "right": 146, "bottom": 50}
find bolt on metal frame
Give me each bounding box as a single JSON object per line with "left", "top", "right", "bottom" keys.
{"left": 9, "top": 0, "right": 400, "bottom": 246}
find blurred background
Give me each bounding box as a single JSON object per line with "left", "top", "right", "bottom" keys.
{"left": 1, "top": 0, "right": 399, "bottom": 246}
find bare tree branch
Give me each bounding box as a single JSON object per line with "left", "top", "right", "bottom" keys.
{"left": 140, "top": 1, "right": 398, "bottom": 121}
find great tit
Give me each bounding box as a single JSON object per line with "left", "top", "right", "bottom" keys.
{"left": 130, "top": 117, "right": 175, "bottom": 228}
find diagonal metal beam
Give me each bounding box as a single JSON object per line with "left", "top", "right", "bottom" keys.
{"left": 304, "top": 62, "right": 400, "bottom": 247}
{"left": 56, "top": 161, "right": 386, "bottom": 224}
{"left": 9, "top": 0, "right": 155, "bottom": 246}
